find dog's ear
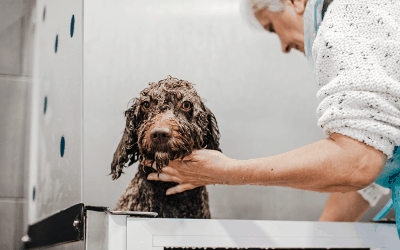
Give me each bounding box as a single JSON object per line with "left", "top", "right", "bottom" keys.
{"left": 110, "top": 102, "right": 140, "bottom": 180}
{"left": 204, "top": 106, "right": 221, "bottom": 152}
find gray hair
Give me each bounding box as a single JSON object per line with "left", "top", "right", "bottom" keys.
{"left": 249, "top": 0, "right": 286, "bottom": 12}
{"left": 240, "top": 0, "right": 286, "bottom": 30}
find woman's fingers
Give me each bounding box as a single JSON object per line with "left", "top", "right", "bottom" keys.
{"left": 147, "top": 172, "right": 181, "bottom": 183}
{"left": 165, "top": 183, "right": 198, "bottom": 195}
{"left": 142, "top": 159, "right": 155, "bottom": 169}
{"left": 147, "top": 172, "right": 178, "bottom": 182}
{"left": 142, "top": 158, "right": 185, "bottom": 170}
{"left": 182, "top": 150, "right": 208, "bottom": 162}
{"left": 182, "top": 153, "right": 195, "bottom": 161}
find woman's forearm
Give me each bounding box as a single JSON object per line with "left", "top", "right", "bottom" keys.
{"left": 226, "top": 133, "right": 387, "bottom": 193}
{"left": 145, "top": 133, "right": 387, "bottom": 195}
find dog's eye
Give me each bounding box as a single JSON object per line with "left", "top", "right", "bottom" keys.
{"left": 142, "top": 101, "right": 150, "bottom": 110}
{"left": 182, "top": 101, "right": 191, "bottom": 111}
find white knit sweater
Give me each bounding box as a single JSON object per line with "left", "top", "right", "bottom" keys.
{"left": 313, "top": 0, "right": 400, "bottom": 158}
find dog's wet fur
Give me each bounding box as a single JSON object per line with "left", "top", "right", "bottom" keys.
{"left": 110, "top": 76, "right": 221, "bottom": 218}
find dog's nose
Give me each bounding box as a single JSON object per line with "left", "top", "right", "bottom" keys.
{"left": 150, "top": 127, "right": 172, "bottom": 142}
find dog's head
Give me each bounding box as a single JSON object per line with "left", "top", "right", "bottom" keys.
{"left": 110, "top": 76, "right": 221, "bottom": 180}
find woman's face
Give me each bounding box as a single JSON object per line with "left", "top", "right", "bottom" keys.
{"left": 254, "top": 0, "right": 306, "bottom": 54}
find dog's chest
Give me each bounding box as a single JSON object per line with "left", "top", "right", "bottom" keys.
{"left": 123, "top": 170, "right": 211, "bottom": 219}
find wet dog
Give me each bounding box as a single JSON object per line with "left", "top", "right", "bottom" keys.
{"left": 110, "top": 76, "right": 221, "bottom": 218}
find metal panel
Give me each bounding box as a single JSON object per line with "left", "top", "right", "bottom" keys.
{"left": 127, "top": 218, "right": 400, "bottom": 249}
{"left": 0, "top": 0, "right": 23, "bottom": 75}
{"left": 108, "top": 214, "right": 128, "bottom": 250}
{"left": 31, "top": 241, "right": 85, "bottom": 250}
{"left": 127, "top": 219, "right": 162, "bottom": 250}
{"left": 86, "top": 210, "right": 108, "bottom": 250}
{"left": 29, "top": 0, "right": 83, "bottom": 223}
{"left": 25, "top": 203, "right": 84, "bottom": 249}
{"left": 86, "top": 212, "right": 129, "bottom": 250}
{"left": 82, "top": 0, "right": 329, "bottom": 221}
{"left": 0, "top": 76, "right": 29, "bottom": 198}
{"left": 86, "top": 212, "right": 130, "bottom": 250}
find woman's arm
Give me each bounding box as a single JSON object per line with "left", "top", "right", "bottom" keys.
{"left": 319, "top": 191, "right": 370, "bottom": 222}
{"left": 146, "top": 133, "right": 387, "bottom": 195}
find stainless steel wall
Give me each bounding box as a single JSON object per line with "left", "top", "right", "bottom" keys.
{"left": 83, "top": 0, "right": 331, "bottom": 221}
{"left": 29, "top": 0, "right": 83, "bottom": 224}
{"left": 0, "top": 0, "right": 35, "bottom": 248}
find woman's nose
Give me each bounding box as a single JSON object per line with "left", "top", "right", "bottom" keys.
{"left": 278, "top": 35, "right": 292, "bottom": 53}
{"left": 281, "top": 43, "right": 291, "bottom": 53}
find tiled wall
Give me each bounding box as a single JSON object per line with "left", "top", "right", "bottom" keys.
{"left": 0, "top": 0, "right": 36, "bottom": 249}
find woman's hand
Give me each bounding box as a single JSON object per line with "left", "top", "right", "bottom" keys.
{"left": 143, "top": 149, "right": 234, "bottom": 195}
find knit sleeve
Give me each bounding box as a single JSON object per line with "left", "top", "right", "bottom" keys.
{"left": 313, "top": 0, "right": 400, "bottom": 158}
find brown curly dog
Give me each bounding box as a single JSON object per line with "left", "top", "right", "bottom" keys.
{"left": 110, "top": 76, "right": 221, "bottom": 218}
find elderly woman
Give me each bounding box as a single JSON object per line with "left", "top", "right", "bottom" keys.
{"left": 145, "top": 0, "right": 400, "bottom": 225}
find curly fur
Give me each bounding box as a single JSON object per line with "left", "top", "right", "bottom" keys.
{"left": 111, "top": 76, "right": 221, "bottom": 218}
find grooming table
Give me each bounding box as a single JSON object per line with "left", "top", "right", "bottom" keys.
{"left": 23, "top": 205, "right": 400, "bottom": 250}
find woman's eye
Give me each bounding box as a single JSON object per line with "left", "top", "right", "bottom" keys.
{"left": 142, "top": 101, "right": 150, "bottom": 110}
{"left": 182, "top": 101, "right": 191, "bottom": 110}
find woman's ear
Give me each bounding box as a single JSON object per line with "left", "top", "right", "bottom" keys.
{"left": 290, "top": 0, "right": 307, "bottom": 15}
{"left": 110, "top": 102, "right": 140, "bottom": 180}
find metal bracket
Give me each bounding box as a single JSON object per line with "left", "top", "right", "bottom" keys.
{"left": 24, "top": 203, "right": 85, "bottom": 249}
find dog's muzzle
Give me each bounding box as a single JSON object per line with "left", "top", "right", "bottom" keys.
{"left": 150, "top": 127, "right": 171, "bottom": 143}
